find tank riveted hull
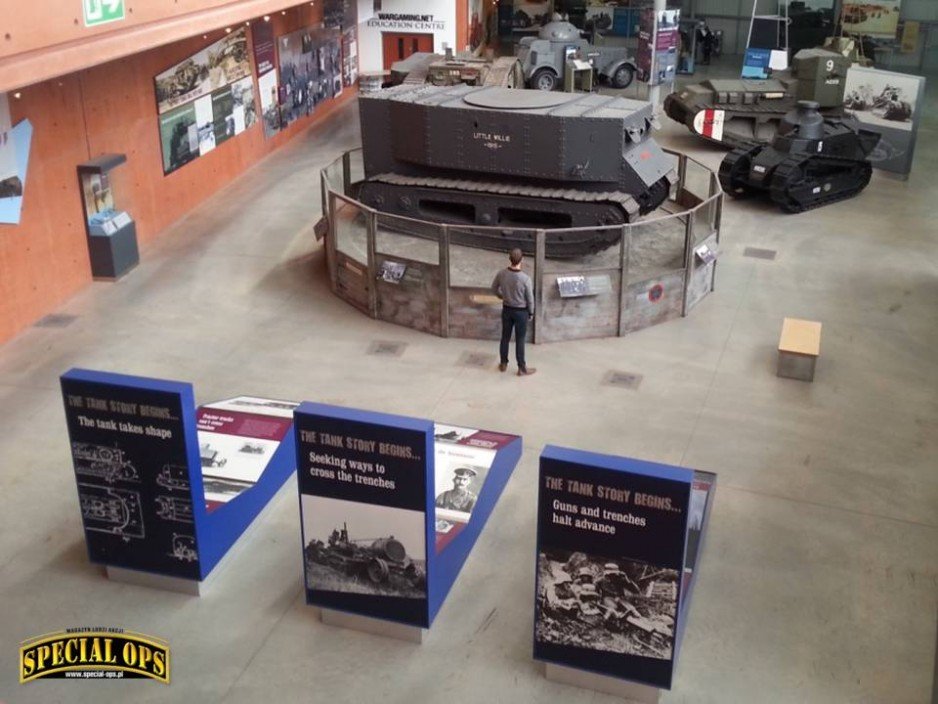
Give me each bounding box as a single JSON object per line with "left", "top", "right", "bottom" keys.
{"left": 357, "top": 84, "right": 677, "bottom": 258}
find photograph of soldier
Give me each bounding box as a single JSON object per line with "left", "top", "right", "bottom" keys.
{"left": 435, "top": 466, "right": 478, "bottom": 513}
{"left": 536, "top": 549, "right": 679, "bottom": 660}
{"left": 301, "top": 495, "right": 426, "bottom": 598}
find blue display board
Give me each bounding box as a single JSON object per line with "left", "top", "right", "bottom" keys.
{"left": 741, "top": 47, "right": 772, "bottom": 78}
{"left": 295, "top": 403, "right": 521, "bottom": 629}
{"left": 533, "top": 445, "right": 715, "bottom": 690}
{"left": 60, "top": 369, "right": 296, "bottom": 582}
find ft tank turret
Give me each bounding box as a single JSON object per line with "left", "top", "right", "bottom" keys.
{"left": 664, "top": 47, "right": 851, "bottom": 148}
{"left": 356, "top": 84, "right": 676, "bottom": 258}
{"left": 718, "top": 100, "right": 880, "bottom": 212}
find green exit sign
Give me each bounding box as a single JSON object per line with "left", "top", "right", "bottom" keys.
{"left": 83, "top": 0, "right": 125, "bottom": 26}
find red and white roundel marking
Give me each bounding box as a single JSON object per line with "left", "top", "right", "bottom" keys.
{"left": 693, "top": 109, "right": 725, "bottom": 141}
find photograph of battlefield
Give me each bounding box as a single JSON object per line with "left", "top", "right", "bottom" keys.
{"left": 536, "top": 548, "right": 679, "bottom": 661}
{"left": 302, "top": 496, "right": 426, "bottom": 598}
{"left": 844, "top": 73, "right": 918, "bottom": 131}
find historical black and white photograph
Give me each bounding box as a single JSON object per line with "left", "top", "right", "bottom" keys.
{"left": 302, "top": 495, "right": 426, "bottom": 598}
{"left": 843, "top": 67, "right": 920, "bottom": 130}
{"left": 536, "top": 548, "right": 679, "bottom": 661}
{"left": 379, "top": 260, "right": 406, "bottom": 283}
{"left": 433, "top": 423, "right": 476, "bottom": 443}
{"left": 434, "top": 442, "right": 494, "bottom": 520}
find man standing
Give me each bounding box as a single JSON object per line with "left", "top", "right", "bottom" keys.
{"left": 492, "top": 248, "right": 536, "bottom": 376}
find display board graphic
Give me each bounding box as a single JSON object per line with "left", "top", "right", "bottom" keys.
{"left": 277, "top": 27, "right": 343, "bottom": 127}
{"left": 62, "top": 372, "right": 200, "bottom": 579}
{"left": 61, "top": 369, "right": 298, "bottom": 583}
{"left": 0, "top": 93, "right": 33, "bottom": 225}
{"left": 155, "top": 29, "right": 258, "bottom": 174}
{"left": 637, "top": 9, "right": 680, "bottom": 85}
{"left": 534, "top": 446, "right": 715, "bottom": 690}
{"left": 252, "top": 21, "right": 281, "bottom": 138}
{"left": 296, "top": 404, "right": 522, "bottom": 629}
{"left": 842, "top": 0, "right": 901, "bottom": 38}
{"left": 843, "top": 65, "right": 925, "bottom": 176}
{"left": 296, "top": 404, "right": 432, "bottom": 626}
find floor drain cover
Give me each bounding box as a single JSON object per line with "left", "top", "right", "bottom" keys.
{"left": 367, "top": 340, "right": 406, "bottom": 357}
{"left": 603, "top": 370, "right": 643, "bottom": 390}
{"left": 459, "top": 352, "right": 492, "bottom": 368}
{"left": 34, "top": 314, "right": 78, "bottom": 328}
{"left": 743, "top": 247, "right": 777, "bottom": 261}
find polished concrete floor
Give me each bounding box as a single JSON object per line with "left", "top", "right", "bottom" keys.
{"left": 1, "top": 59, "right": 936, "bottom": 703}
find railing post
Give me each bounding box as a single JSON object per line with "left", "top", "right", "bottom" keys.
{"left": 617, "top": 224, "right": 631, "bottom": 337}
{"left": 533, "top": 230, "right": 546, "bottom": 344}
{"left": 439, "top": 225, "right": 450, "bottom": 338}
{"left": 342, "top": 151, "right": 352, "bottom": 196}
{"left": 681, "top": 210, "right": 696, "bottom": 317}
{"left": 326, "top": 193, "right": 338, "bottom": 292}
{"left": 366, "top": 209, "right": 378, "bottom": 318}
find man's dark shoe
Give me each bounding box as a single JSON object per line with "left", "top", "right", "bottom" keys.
{"left": 517, "top": 367, "right": 537, "bottom": 376}
{"left": 498, "top": 362, "right": 508, "bottom": 372}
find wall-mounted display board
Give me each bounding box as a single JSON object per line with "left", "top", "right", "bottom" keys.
{"left": 60, "top": 369, "right": 297, "bottom": 590}
{"left": 0, "top": 92, "right": 33, "bottom": 225}
{"left": 154, "top": 28, "right": 258, "bottom": 175}
{"left": 534, "top": 445, "right": 715, "bottom": 692}
{"left": 294, "top": 403, "right": 521, "bottom": 629}
{"left": 77, "top": 154, "right": 138, "bottom": 279}
{"left": 841, "top": 0, "right": 901, "bottom": 38}
{"left": 277, "top": 27, "right": 343, "bottom": 127}
{"left": 252, "top": 20, "right": 282, "bottom": 139}
{"left": 323, "top": 0, "right": 360, "bottom": 88}
{"left": 843, "top": 65, "right": 925, "bottom": 177}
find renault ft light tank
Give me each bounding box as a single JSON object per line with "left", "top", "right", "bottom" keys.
{"left": 517, "top": 16, "right": 636, "bottom": 91}
{"left": 356, "top": 84, "right": 676, "bottom": 258}
{"left": 664, "top": 47, "right": 851, "bottom": 149}
{"left": 305, "top": 523, "right": 426, "bottom": 589}
{"left": 718, "top": 100, "right": 880, "bottom": 213}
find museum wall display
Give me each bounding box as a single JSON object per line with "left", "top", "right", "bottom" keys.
{"left": 77, "top": 154, "right": 139, "bottom": 279}
{"left": 277, "top": 26, "right": 343, "bottom": 127}
{"left": 535, "top": 446, "right": 716, "bottom": 692}
{"left": 0, "top": 92, "right": 32, "bottom": 225}
{"left": 294, "top": 402, "right": 521, "bottom": 628}
{"left": 60, "top": 368, "right": 298, "bottom": 586}
{"left": 0, "top": 7, "right": 357, "bottom": 346}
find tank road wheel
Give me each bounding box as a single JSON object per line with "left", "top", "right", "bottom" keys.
{"left": 718, "top": 146, "right": 759, "bottom": 199}
{"left": 531, "top": 69, "right": 558, "bottom": 91}
{"left": 611, "top": 64, "right": 635, "bottom": 89}
{"left": 367, "top": 558, "right": 390, "bottom": 584}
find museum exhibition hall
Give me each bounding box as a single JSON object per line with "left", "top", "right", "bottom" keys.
{"left": 0, "top": 0, "right": 935, "bottom": 701}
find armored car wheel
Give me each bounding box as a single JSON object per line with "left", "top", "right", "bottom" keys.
{"left": 531, "top": 68, "right": 558, "bottom": 91}
{"left": 611, "top": 64, "right": 635, "bottom": 89}
{"left": 718, "top": 146, "right": 759, "bottom": 198}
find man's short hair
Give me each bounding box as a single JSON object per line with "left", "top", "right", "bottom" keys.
{"left": 509, "top": 248, "right": 523, "bottom": 266}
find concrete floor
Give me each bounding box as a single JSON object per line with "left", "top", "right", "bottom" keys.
{"left": 0, "top": 58, "right": 936, "bottom": 703}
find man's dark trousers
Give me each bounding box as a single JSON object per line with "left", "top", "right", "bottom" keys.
{"left": 500, "top": 306, "right": 529, "bottom": 369}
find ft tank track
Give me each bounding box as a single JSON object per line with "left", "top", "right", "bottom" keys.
{"left": 768, "top": 156, "right": 873, "bottom": 213}
{"left": 359, "top": 173, "right": 673, "bottom": 258}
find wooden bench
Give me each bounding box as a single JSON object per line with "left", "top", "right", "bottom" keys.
{"left": 778, "top": 317, "right": 822, "bottom": 382}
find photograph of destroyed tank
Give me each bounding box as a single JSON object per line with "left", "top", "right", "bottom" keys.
{"left": 536, "top": 549, "right": 679, "bottom": 661}
{"left": 302, "top": 495, "right": 426, "bottom": 598}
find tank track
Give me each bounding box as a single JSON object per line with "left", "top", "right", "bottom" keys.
{"left": 359, "top": 172, "right": 674, "bottom": 258}
{"left": 718, "top": 146, "right": 760, "bottom": 197}
{"left": 769, "top": 156, "right": 873, "bottom": 213}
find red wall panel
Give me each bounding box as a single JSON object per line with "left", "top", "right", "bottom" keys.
{"left": 0, "top": 10, "right": 355, "bottom": 343}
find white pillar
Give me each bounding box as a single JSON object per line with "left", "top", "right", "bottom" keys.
{"left": 647, "top": 0, "right": 667, "bottom": 110}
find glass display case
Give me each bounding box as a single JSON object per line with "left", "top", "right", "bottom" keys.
{"left": 77, "top": 154, "right": 139, "bottom": 279}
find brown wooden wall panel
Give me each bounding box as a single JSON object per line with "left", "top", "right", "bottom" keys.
{"left": 0, "top": 9, "right": 356, "bottom": 344}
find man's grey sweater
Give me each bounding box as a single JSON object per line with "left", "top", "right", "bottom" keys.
{"left": 491, "top": 267, "right": 535, "bottom": 313}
